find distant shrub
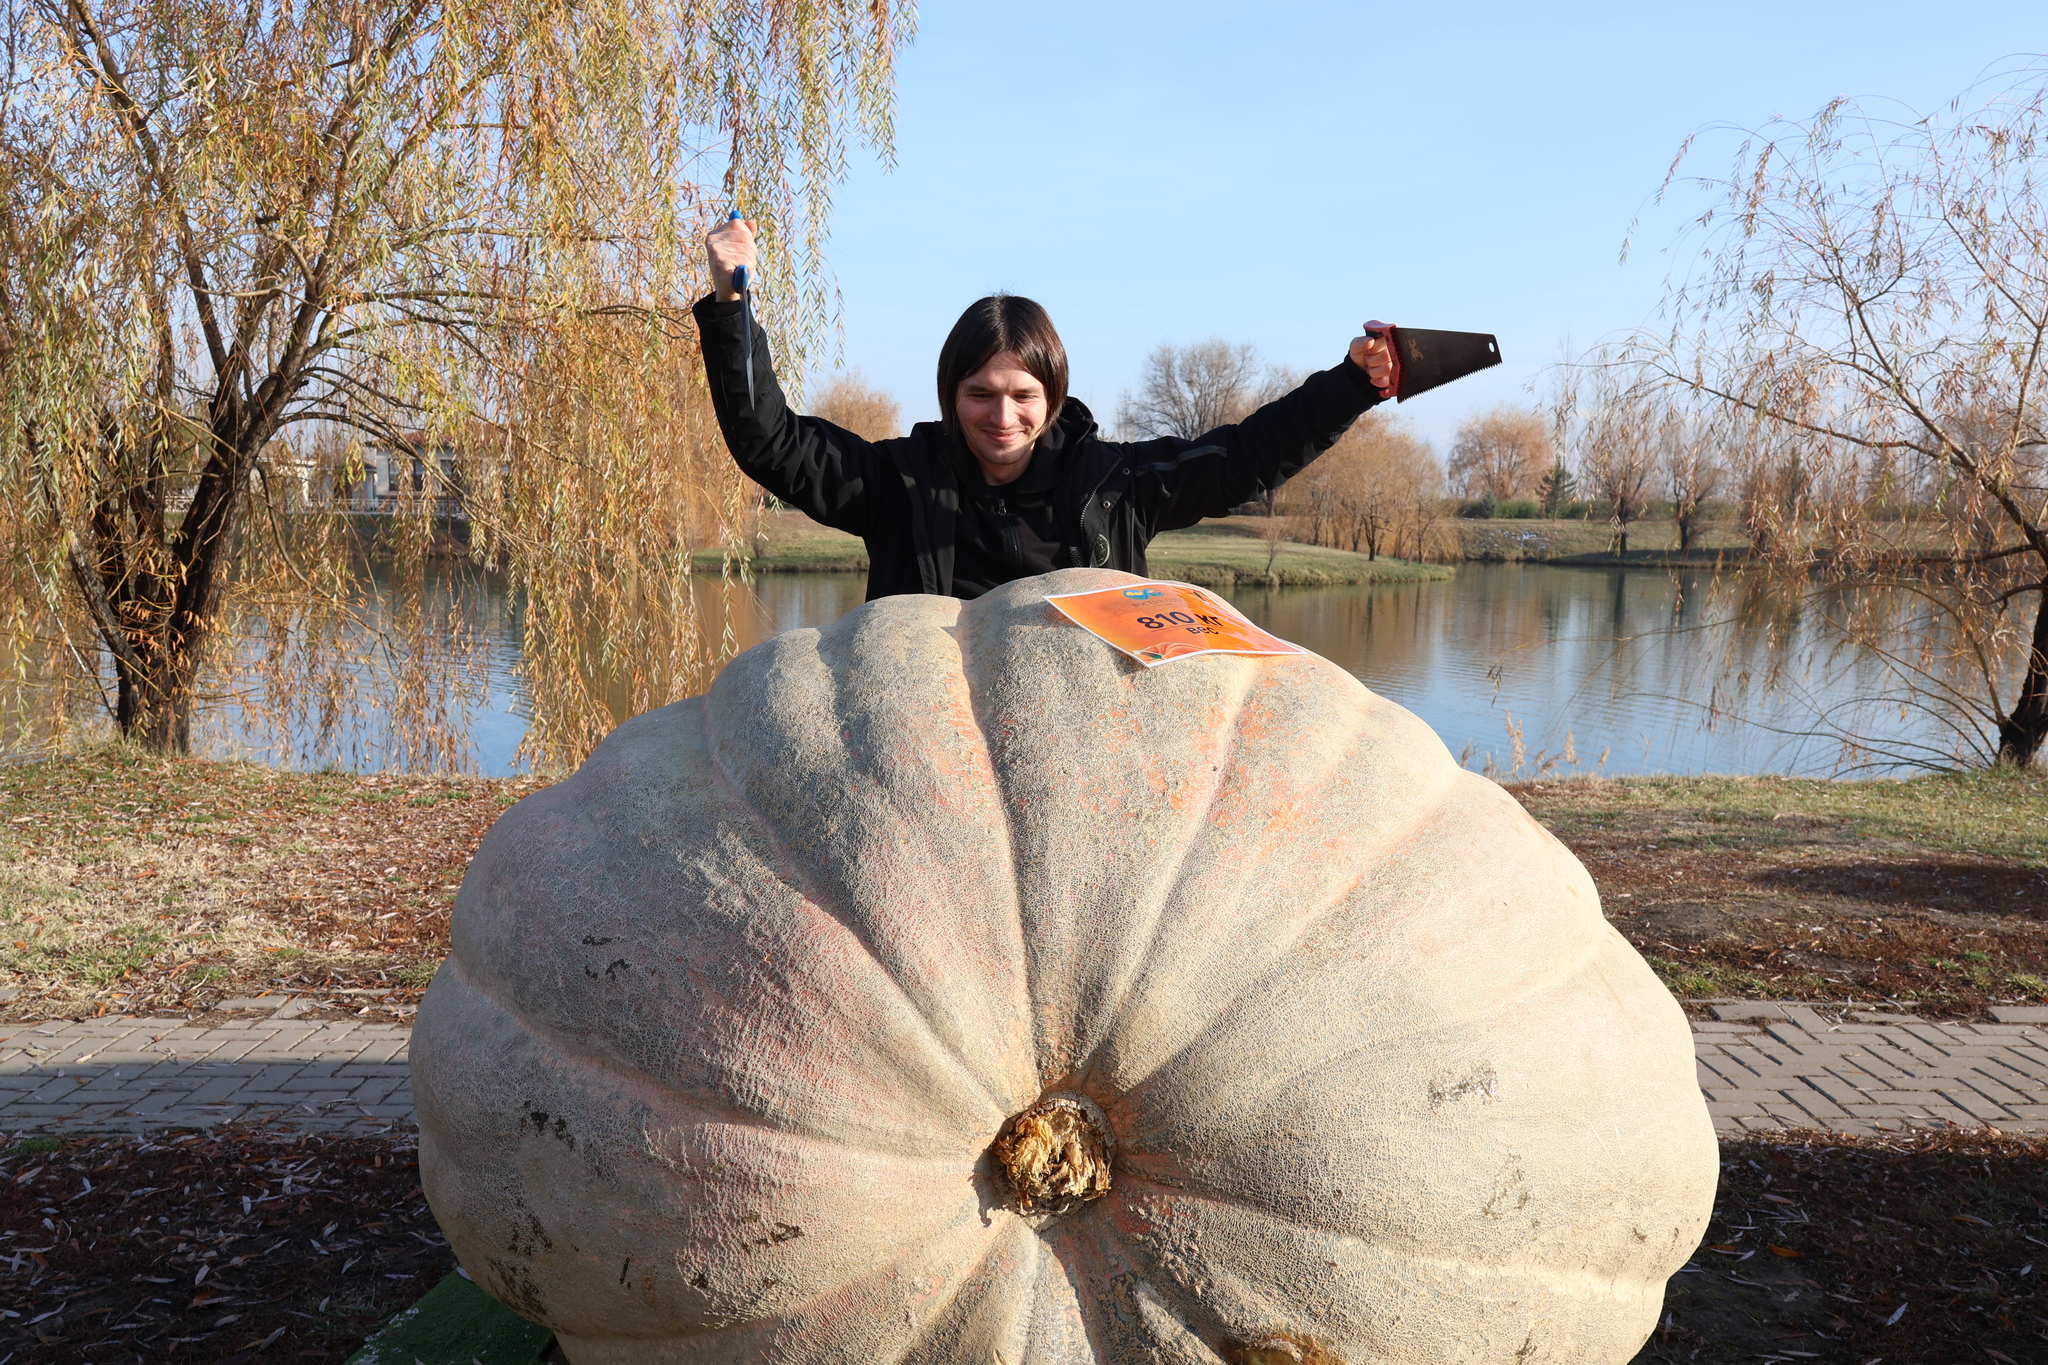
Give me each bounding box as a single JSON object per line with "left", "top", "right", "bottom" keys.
{"left": 1494, "top": 499, "right": 1541, "bottom": 520}
{"left": 1458, "top": 495, "right": 1498, "bottom": 519}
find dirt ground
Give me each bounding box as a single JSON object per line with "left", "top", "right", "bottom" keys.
{"left": 8, "top": 756, "right": 2048, "bottom": 1359}
{"left": 4, "top": 1123, "right": 2042, "bottom": 1365}
{"left": 0, "top": 1126, "right": 453, "bottom": 1363}
{"left": 6, "top": 753, "right": 2048, "bottom": 1021}
{"left": 1514, "top": 772, "right": 2048, "bottom": 1019}
{"left": 1629, "top": 1128, "right": 2048, "bottom": 1363}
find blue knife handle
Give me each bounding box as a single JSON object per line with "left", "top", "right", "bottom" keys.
{"left": 727, "top": 210, "right": 751, "bottom": 295}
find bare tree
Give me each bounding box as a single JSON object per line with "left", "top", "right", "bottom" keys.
{"left": 811, "top": 370, "right": 903, "bottom": 441}
{"left": 0, "top": 0, "right": 907, "bottom": 761}
{"left": 1447, "top": 405, "right": 1552, "bottom": 500}
{"left": 1634, "top": 68, "right": 2048, "bottom": 766}
{"left": 1567, "top": 372, "right": 1659, "bottom": 553}
{"left": 1293, "top": 413, "right": 1444, "bottom": 560}
{"left": 1660, "top": 405, "right": 1727, "bottom": 552}
{"left": 1118, "top": 339, "right": 1268, "bottom": 439}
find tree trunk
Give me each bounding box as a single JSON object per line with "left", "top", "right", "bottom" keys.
{"left": 112, "top": 617, "right": 202, "bottom": 754}
{"left": 1997, "top": 587, "right": 2048, "bottom": 767}
{"left": 79, "top": 414, "right": 259, "bottom": 756}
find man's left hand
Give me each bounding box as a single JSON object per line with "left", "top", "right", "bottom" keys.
{"left": 1349, "top": 328, "right": 1396, "bottom": 399}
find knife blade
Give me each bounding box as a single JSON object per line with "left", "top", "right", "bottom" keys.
{"left": 729, "top": 209, "right": 756, "bottom": 409}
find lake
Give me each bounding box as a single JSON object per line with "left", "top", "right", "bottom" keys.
{"left": 178, "top": 562, "right": 1968, "bottom": 778}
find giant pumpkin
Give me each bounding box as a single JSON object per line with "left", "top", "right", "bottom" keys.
{"left": 415, "top": 568, "right": 1717, "bottom": 1364}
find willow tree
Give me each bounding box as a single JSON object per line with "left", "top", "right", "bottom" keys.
{"left": 1636, "top": 69, "right": 2048, "bottom": 768}
{"left": 0, "top": 0, "right": 908, "bottom": 763}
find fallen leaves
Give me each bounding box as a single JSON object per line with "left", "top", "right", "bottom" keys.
{"left": 0, "top": 1125, "right": 451, "bottom": 1363}
{"left": 0, "top": 748, "right": 545, "bottom": 1018}
{"left": 1514, "top": 780, "right": 2048, "bottom": 1016}
{"left": 1654, "top": 1128, "right": 2048, "bottom": 1362}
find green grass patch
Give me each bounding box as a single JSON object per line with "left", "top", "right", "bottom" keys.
{"left": 1529, "top": 768, "right": 2048, "bottom": 865}
{"left": 74, "top": 923, "right": 169, "bottom": 985}
{"left": 1145, "top": 527, "right": 1452, "bottom": 586}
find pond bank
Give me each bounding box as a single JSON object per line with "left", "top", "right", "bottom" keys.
{"left": 3, "top": 749, "right": 2043, "bottom": 1021}
{"left": 697, "top": 511, "right": 1452, "bottom": 585}
{"left": 700, "top": 509, "right": 1770, "bottom": 574}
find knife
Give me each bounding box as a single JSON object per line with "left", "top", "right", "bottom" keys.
{"left": 1362, "top": 321, "right": 1502, "bottom": 402}
{"left": 729, "top": 209, "right": 756, "bottom": 409}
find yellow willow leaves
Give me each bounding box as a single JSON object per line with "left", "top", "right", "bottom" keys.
{"left": 0, "top": 0, "right": 913, "bottom": 769}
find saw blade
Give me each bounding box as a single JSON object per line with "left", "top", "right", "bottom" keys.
{"left": 1387, "top": 326, "right": 1501, "bottom": 402}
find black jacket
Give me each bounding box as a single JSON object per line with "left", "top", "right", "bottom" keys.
{"left": 694, "top": 295, "right": 1384, "bottom": 600}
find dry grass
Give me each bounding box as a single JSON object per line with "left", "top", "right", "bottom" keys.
{"left": 1516, "top": 771, "right": 2048, "bottom": 1015}
{"left": 0, "top": 745, "right": 541, "bottom": 1020}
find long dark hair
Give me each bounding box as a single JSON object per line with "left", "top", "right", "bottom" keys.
{"left": 935, "top": 294, "right": 1068, "bottom": 434}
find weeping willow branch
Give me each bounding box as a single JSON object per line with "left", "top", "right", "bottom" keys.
{"left": 0, "top": 0, "right": 913, "bottom": 767}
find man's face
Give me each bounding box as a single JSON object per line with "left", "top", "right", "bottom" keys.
{"left": 956, "top": 354, "right": 1049, "bottom": 482}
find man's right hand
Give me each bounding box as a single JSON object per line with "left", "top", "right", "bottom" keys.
{"left": 707, "top": 215, "right": 758, "bottom": 302}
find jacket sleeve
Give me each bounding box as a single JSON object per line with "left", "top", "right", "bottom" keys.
{"left": 694, "top": 294, "right": 883, "bottom": 538}
{"left": 1122, "top": 358, "right": 1384, "bottom": 532}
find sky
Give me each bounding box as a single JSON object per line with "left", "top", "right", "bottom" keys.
{"left": 816, "top": 1, "right": 2048, "bottom": 447}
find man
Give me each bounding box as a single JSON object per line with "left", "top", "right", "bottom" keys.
{"left": 696, "top": 215, "right": 1396, "bottom": 601}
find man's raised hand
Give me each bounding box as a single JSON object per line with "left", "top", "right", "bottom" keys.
{"left": 707, "top": 215, "right": 758, "bottom": 302}
{"left": 1350, "top": 326, "right": 1396, "bottom": 399}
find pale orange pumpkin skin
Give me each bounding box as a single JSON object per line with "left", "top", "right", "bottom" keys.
{"left": 415, "top": 568, "right": 1717, "bottom": 1364}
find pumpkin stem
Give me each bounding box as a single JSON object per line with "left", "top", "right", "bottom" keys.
{"left": 991, "top": 1093, "right": 1113, "bottom": 1215}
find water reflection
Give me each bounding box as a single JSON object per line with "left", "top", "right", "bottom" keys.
{"left": 1229, "top": 565, "right": 1941, "bottom": 778}
{"left": 10, "top": 564, "right": 1970, "bottom": 777}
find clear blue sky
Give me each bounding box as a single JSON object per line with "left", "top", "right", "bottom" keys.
{"left": 818, "top": 3, "right": 2045, "bottom": 446}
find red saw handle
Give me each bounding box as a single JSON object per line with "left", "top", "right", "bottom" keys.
{"left": 1363, "top": 320, "right": 1400, "bottom": 400}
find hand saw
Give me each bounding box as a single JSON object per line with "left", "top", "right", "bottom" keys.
{"left": 1362, "top": 321, "right": 1502, "bottom": 402}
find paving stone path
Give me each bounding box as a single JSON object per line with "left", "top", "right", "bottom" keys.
{"left": 0, "top": 1014, "right": 412, "bottom": 1135}
{"left": 1695, "top": 1003, "right": 2048, "bottom": 1135}
{"left": 5, "top": 1004, "right": 2048, "bottom": 1136}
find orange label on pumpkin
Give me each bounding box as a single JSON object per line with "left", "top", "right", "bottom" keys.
{"left": 1045, "top": 580, "right": 1305, "bottom": 668}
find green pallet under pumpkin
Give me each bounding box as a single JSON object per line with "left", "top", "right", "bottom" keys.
{"left": 344, "top": 1271, "right": 554, "bottom": 1365}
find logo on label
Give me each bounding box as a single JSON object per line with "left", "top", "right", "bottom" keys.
{"left": 1121, "top": 587, "right": 1163, "bottom": 600}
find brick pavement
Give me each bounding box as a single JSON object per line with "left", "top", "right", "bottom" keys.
{"left": 0, "top": 1011, "right": 412, "bottom": 1135}
{"left": 1695, "top": 1003, "right": 2048, "bottom": 1135}
{"left": 5, "top": 1003, "right": 2048, "bottom": 1137}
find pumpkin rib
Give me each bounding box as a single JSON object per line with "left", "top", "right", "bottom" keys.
{"left": 1069, "top": 659, "right": 1258, "bottom": 1098}
{"left": 1106, "top": 1173, "right": 1673, "bottom": 1358}
{"left": 879, "top": 1216, "right": 1042, "bottom": 1365}
{"left": 446, "top": 700, "right": 1010, "bottom": 1146}
{"left": 1075, "top": 671, "right": 1427, "bottom": 1101}
{"left": 1052, "top": 1213, "right": 1233, "bottom": 1363}
{"left": 1111, "top": 895, "right": 1617, "bottom": 1151}
{"left": 425, "top": 950, "right": 991, "bottom": 1158}
{"left": 808, "top": 603, "right": 1038, "bottom": 1110}
{"left": 552, "top": 1205, "right": 1012, "bottom": 1361}
{"left": 1107, "top": 1170, "right": 1684, "bottom": 1298}
{"left": 949, "top": 603, "right": 1039, "bottom": 1093}
{"left": 1096, "top": 755, "right": 1466, "bottom": 1109}
{"left": 696, "top": 668, "right": 1011, "bottom": 1123}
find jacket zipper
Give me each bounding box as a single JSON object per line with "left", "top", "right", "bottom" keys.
{"left": 991, "top": 496, "right": 1022, "bottom": 567}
